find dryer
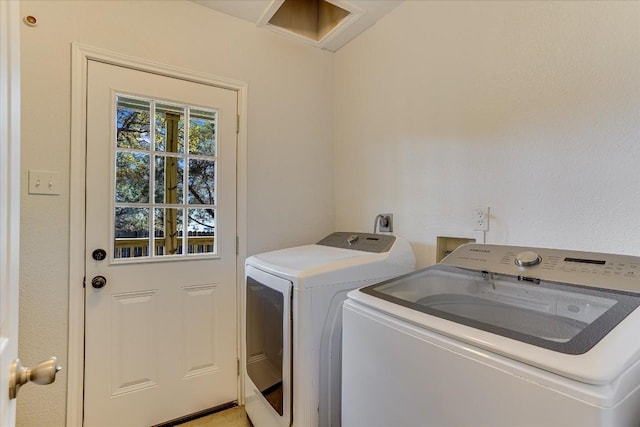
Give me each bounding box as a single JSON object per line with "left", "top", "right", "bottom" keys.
{"left": 244, "top": 232, "right": 415, "bottom": 427}
{"left": 342, "top": 244, "right": 640, "bottom": 426}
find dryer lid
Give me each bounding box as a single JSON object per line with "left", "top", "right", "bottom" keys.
{"left": 250, "top": 232, "right": 396, "bottom": 273}
{"left": 250, "top": 244, "right": 367, "bottom": 273}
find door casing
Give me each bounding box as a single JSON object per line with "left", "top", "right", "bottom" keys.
{"left": 0, "top": 1, "right": 21, "bottom": 425}
{"left": 68, "top": 43, "right": 248, "bottom": 427}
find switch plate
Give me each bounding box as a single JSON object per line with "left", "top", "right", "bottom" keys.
{"left": 474, "top": 206, "right": 490, "bottom": 231}
{"left": 28, "top": 170, "right": 60, "bottom": 195}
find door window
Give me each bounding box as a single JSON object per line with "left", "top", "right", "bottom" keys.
{"left": 114, "top": 96, "right": 218, "bottom": 260}
{"left": 246, "top": 276, "right": 285, "bottom": 415}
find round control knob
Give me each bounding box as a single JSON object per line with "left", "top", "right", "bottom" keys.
{"left": 515, "top": 251, "right": 542, "bottom": 267}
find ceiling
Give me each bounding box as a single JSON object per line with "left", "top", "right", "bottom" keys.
{"left": 189, "top": 0, "right": 403, "bottom": 52}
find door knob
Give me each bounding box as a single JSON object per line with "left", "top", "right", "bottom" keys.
{"left": 91, "top": 275, "right": 107, "bottom": 289}
{"left": 9, "top": 357, "right": 62, "bottom": 399}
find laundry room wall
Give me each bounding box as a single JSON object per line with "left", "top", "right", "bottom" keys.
{"left": 333, "top": 1, "right": 640, "bottom": 268}
{"left": 18, "top": 1, "right": 334, "bottom": 425}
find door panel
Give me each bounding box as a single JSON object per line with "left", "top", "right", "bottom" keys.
{"left": 110, "top": 290, "right": 159, "bottom": 395}
{"left": 182, "top": 284, "right": 221, "bottom": 376}
{"left": 84, "top": 60, "right": 238, "bottom": 426}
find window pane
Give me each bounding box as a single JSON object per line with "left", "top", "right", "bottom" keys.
{"left": 112, "top": 95, "right": 222, "bottom": 262}
{"left": 189, "top": 109, "right": 217, "bottom": 156}
{"left": 154, "top": 208, "right": 184, "bottom": 256}
{"left": 116, "top": 151, "right": 149, "bottom": 203}
{"left": 188, "top": 159, "right": 215, "bottom": 205}
{"left": 245, "top": 277, "right": 284, "bottom": 415}
{"left": 114, "top": 207, "right": 149, "bottom": 259}
{"left": 116, "top": 97, "right": 151, "bottom": 150}
{"left": 187, "top": 208, "right": 215, "bottom": 254}
{"left": 155, "top": 155, "right": 184, "bottom": 204}
{"left": 155, "top": 104, "right": 184, "bottom": 153}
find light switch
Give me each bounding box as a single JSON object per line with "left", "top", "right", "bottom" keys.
{"left": 28, "top": 170, "right": 60, "bottom": 195}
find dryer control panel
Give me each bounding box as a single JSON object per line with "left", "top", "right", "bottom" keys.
{"left": 442, "top": 244, "right": 640, "bottom": 293}
{"left": 317, "top": 232, "right": 395, "bottom": 253}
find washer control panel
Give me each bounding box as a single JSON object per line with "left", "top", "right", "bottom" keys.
{"left": 316, "top": 232, "right": 395, "bottom": 253}
{"left": 442, "top": 244, "right": 640, "bottom": 293}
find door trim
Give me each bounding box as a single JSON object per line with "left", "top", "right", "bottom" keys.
{"left": 0, "top": 1, "right": 21, "bottom": 424}
{"left": 68, "top": 43, "right": 248, "bottom": 427}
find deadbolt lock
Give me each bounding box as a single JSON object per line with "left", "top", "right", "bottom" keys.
{"left": 92, "top": 249, "right": 107, "bottom": 261}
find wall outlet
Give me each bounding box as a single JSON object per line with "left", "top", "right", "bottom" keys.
{"left": 474, "top": 206, "right": 490, "bottom": 232}
{"left": 378, "top": 213, "right": 393, "bottom": 232}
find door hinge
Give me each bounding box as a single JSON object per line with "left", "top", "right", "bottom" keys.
{"left": 236, "top": 114, "right": 240, "bottom": 134}
{"left": 237, "top": 358, "right": 240, "bottom": 376}
{"left": 236, "top": 236, "right": 239, "bottom": 255}
{"left": 83, "top": 277, "right": 86, "bottom": 288}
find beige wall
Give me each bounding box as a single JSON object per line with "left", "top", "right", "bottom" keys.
{"left": 18, "top": 1, "right": 334, "bottom": 425}
{"left": 334, "top": 1, "right": 640, "bottom": 267}
{"left": 18, "top": 0, "right": 640, "bottom": 424}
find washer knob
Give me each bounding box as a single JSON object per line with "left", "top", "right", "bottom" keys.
{"left": 346, "top": 234, "right": 359, "bottom": 245}
{"left": 515, "top": 251, "right": 541, "bottom": 267}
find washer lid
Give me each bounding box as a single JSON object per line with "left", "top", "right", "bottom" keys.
{"left": 360, "top": 264, "right": 640, "bottom": 356}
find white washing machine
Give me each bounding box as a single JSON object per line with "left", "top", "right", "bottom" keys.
{"left": 343, "top": 244, "right": 640, "bottom": 427}
{"left": 244, "top": 232, "right": 415, "bottom": 427}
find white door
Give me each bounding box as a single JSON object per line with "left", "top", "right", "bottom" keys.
{"left": 0, "top": 1, "right": 20, "bottom": 424}
{"left": 84, "top": 60, "right": 238, "bottom": 426}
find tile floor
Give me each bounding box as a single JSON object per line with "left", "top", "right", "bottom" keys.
{"left": 176, "top": 406, "right": 252, "bottom": 427}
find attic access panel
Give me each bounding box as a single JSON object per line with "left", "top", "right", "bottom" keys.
{"left": 259, "top": 0, "right": 361, "bottom": 47}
